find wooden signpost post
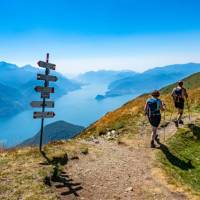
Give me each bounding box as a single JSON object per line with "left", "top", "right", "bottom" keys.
{"left": 31, "top": 53, "right": 57, "bottom": 152}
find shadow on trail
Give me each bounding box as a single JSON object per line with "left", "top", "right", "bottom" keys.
{"left": 188, "top": 123, "right": 200, "bottom": 140}
{"left": 158, "top": 143, "right": 194, "bottom": 170}
{"left": 41, "top": 151, "right": 83, "bottom": 197}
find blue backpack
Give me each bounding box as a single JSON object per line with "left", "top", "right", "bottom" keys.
{"left": 147, "top": 98, "right": 161, "bottom": 116}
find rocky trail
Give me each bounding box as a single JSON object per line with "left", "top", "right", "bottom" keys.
{"left": 51, "top": 116, "right": 198, "bottom": 200}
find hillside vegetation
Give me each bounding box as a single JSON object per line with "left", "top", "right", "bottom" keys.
{"left": 157, "top": 120, "right": 200, "bottom": 196}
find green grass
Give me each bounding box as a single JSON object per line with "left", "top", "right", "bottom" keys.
{"left": 160, "top": 72, "right": 200, "bottom": 94}
{"left": 157, "top": 120, "right": 200, "bottom": 195}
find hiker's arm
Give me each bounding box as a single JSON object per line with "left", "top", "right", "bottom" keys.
{"left": 144, "top": 103, "right": 148, "bottom": 116}
{"left": 184, "top": 88, "right": 188, "bottom": 99}
{"left": 171, "top": 89, "right": 176, "bottom": 101}
{"left": 161, "top": 101, "right": 166, "bottom": 111}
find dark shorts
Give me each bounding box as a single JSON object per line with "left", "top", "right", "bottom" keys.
{"left": 175, "top": 99, "right": 184, "bottom": 109}
{"left": 148, "top": 115, "right": 161, "bottom": 127}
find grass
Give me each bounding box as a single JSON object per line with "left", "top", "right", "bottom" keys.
{"left": 0, "top": 140, "right": 91, "bottom": 200}
{"left": 160, "top": 72, "right": 200, "bottom": 95}
{"left": 157, "top": 120, "right": 200, "bottom": 195}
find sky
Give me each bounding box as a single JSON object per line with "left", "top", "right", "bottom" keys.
{"left": 0, "top": 0, "right": 200, "bottom": 75}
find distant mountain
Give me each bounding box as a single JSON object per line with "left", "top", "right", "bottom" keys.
{"left": 97, "top": 63, "right": 200, "bottom": 99}
{"left": 0, "top": 83, "right": 24, "bottom": 118}
{"left": 0, "top": 61, "right": 81, "bottom": 118}
{"left": 75, "top": 70, "right": 137, "bottom": 84}
{"left": 18, "top": 120, "right": 84, "bottom": 147}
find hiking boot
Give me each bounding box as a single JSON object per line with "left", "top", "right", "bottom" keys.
{"left": 151, "top": 140, "right": 156, "bottom": 148}
{"left": 179, "top": 119, "right": 184, "bottom": 125}
{"left": 155, "top": 135, "right": 160, "bottom": 144}
{"left": 174, "top": 120, "right": 179, "bottom": 128}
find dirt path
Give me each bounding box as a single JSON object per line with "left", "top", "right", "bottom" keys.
{"left": 54, "top": 117, "right": 197, "bottom": 200}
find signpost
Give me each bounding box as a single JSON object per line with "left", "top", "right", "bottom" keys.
{"left": 37, "top": 61, "right": 56, "bottom": 70}
{"left": 31, "top": 53, "right": 57, "bottom": 152}
{"left": 31, "top": 101, "right": 54, "bottom": 108}
{"left": 34, "top": 86, "right": 54, "bottom": 93}
{"left": 41, "top": 92, "right": 50, "bottom": 99}
{"left": 33, "top": 111, "right": 55, "bottom": 119}
{"left": 37, "top": 74, "right": 58, "bottom": 82}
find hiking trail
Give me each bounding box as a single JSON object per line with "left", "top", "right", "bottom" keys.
{"left": 51, "top": 116, "right": 198, "bottom": 200}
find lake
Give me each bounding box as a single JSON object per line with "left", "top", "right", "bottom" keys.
{"left": 0, "top": 84, "right": 135, "bottom": 147}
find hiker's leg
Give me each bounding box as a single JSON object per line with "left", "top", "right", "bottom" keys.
{"left": 151, "top": 126, "right": 157, "bottom": 141}
{"left": 177, "top": 108, "right": 183, "bottom": 122}
{"left": 150, "top": 126, "right": 157, "bottom": 148}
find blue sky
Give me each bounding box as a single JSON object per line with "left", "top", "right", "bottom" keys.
{"left": 0, "top": 0, "right": 200, "bottom": 74}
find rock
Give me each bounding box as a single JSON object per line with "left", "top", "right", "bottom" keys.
{"left": 107, "top": 136, "right": 113, "bottom": 140}
{"left": 107, "top": 131, "right": 111, "bottom": 136}
{"left": 125, "top": 187, "right": 133, "bottom": 192}
{"left": 70, "top": 155, "right": 79, "bottom": 160}
{"left": 111, "top": 130, "right": 116, "bottom": 135}
{"left": 93, "top": 139, "right": 99, "bottom": 144}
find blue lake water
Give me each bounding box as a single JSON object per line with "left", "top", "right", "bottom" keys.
{"left": 0, "top": 84, "right": 135, "bottom": 147}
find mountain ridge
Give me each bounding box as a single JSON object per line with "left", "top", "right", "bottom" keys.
{"left": 97, "top": 63, "right": 200, "bottom": 99}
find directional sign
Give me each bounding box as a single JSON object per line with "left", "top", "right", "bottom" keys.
{"left": 33, "top": 111, "right": 55, "bottom": 119}
{"left": 37, "top": 74, "right": 58, "bottom": 82}
{"left": 31, "top": 101, "right": 54, "bottom": 108}
{"left": 37, "top": 61, "right": 56, "bottom": 70}
{"left": 41, "top": 92, "right": 50, "bottom": 99}
{"left": 34, "top": 86, "right": 54, "bottom": 93}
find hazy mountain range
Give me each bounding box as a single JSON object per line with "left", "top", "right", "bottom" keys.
{"left": 75, "top": 70, "right": 137, "bottom": 84}
{"left": 0, "top": 61, "right": 81, "bottom": 118}
{"left": 96, "top": 63, "right": 200, "bottom": 99}
{"left": 18, "top": 120, "right": 84, "bottom": 147}
{"left": 1, "top": 61, "right": 200, "bottom": 118}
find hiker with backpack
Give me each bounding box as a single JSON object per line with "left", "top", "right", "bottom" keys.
{"left": 171, "top": 81, "right": 188, "bottom": 127}
{"left": 144, "top": 90, "right": 166, "bottom": 148}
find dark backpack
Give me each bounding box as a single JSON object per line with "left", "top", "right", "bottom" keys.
{"left": 147, "top": 98, "right": 160, "bottom": 116}
{"left": 174, "top": 87, "right": 183, "bottom": 101}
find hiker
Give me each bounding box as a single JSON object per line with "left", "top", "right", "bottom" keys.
{"left": 144, "top": 90, "right": 165, "bottom": 148}
{"left": 171, "top": 81, "right": 188, "bottom": 127}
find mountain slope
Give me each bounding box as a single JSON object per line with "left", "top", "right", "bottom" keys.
{"left": 100, "top": 63, "right": 200, "bottom": 98}
{"left": 0, "top": 83, "right": 25, "bottom": 118}
{"left": 19, "top": 120, "right": 84, "bottom": 147}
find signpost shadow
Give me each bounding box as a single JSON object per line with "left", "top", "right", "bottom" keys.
{"left": 41, "top": 151, "right": 83, "bottom": 197}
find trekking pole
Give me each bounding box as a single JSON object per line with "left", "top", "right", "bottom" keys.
{"left": 163, "top": 110, "right": 166, "bottom": 142}
{"left": 169, "top": 108, "right": 174, "bottom": 122}
{"left": 141, "top": 114, "right": 147, "bottom": 137}
{"left": 186, "top": 98, "right": 191, "bottom": 122}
